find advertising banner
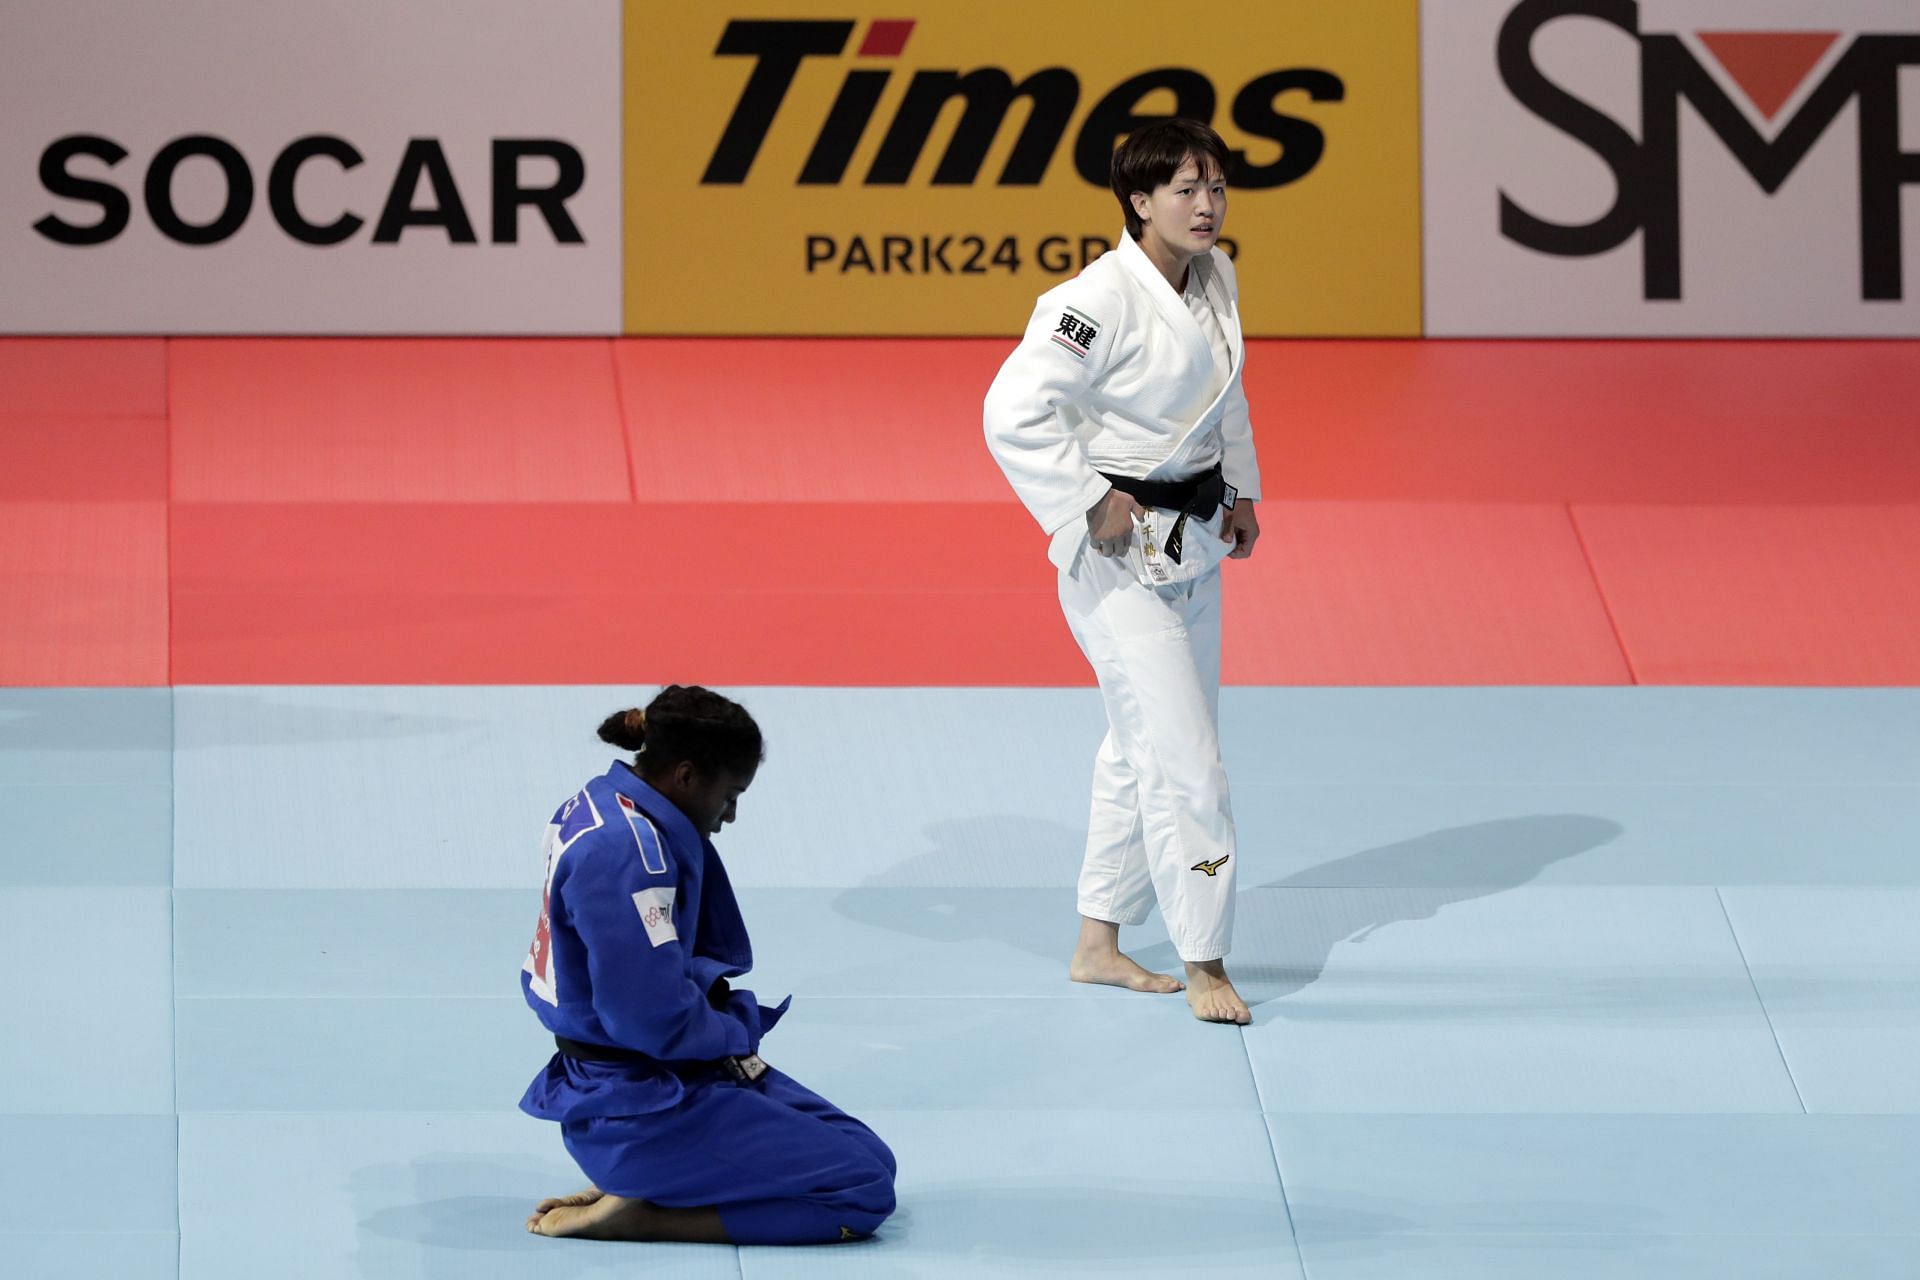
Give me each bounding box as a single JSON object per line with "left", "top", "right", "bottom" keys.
{"left": 623, "top": 0, "right": 1422, "bottom": 336}
{"left": 1423, "top": 0, "right": 1920, "bottom": 336}
{"left": 0, "top": 0, "right": 621, "bottom": 334}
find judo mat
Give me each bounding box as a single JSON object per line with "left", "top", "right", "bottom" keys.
{"left": 5, "top": 336, "right": 1920, "bottom": 1277}
{"left": 7, "top": 336, "right": 1920, "bottom": 687}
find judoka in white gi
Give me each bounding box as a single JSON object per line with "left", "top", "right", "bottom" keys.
{"left": 983, "top": 119, "right": 1260, "bottom": 1024}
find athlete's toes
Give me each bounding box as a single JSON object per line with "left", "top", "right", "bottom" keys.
{"left": 531, "top": 1205, "right": 578, "bottom": 1237}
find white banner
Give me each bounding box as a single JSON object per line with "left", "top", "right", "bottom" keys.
{"left": 1422, "top": 0, "right": 1920, "bottom": 336}
{"left": 0, "top": 0, "right": 620, "bottom": 334}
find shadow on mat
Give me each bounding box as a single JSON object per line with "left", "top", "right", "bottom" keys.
{"left": 829, "top": 815, "right": 1088, "bottom": 963}
{"left": 0, "top": 688, "right": 483, "bottom": 753}
{"left": 355, "top": 1159, "right": 638, "bottom": 1276}
{"left": 0, "top": 688, "right": 173, "bottom": 752}
{"left": 876, "top": 1182, "right": 1311, "bottom": 1262}
{"left": 356, "top": 1176, "right": 1323, "bottom": 1267}
{"left": 831, "top": 814, "right": 1622, "bottom": 1003}
{"left": 1129, "top": 814, "right": 1623, "bottom": 1003}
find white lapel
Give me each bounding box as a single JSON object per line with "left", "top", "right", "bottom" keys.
{"left": 1198, "top": 251, "right": 1244, "bottom": 378}
{"left": 1116, "top": 234, "right": 1210, "bottom": 373}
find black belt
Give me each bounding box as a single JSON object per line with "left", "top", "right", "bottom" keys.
{"left": 1097, "top": 463, "right": 1236, "bottom": 565}
{"left": 555, "top": 1035, "right": 769, "bottom": 1084}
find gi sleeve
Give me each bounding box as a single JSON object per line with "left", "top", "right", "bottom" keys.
{"left": 1220, "top": 378, "right": 1261, "bottom": 501}
{"left": 982, "top": 284, "right": 1123, "bottom": 536}
{"left": 558, "top": 844, "right": 755, "bottom": 1062}
{"left": 1214, "top": 252, "right": 1262, "bottom": 500}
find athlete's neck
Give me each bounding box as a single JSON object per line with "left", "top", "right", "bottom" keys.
{"left": 1137, "top": 231, "right": 1197, "bottom": 294}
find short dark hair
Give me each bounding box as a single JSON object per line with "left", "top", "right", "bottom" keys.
{"left": 1110, "top": 118, "right": 1230, "bottom": 241}
{"left": 598, "top": 685, "right": 764, "bottom": 780}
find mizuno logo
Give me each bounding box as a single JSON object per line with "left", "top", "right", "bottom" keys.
{"left": 1190, "top": 855, "right": 1231, "bottom": 877}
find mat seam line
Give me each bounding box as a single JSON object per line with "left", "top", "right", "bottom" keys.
{"left": 1238, "top": 1026, "right": 1311, "bottom": 1277}
{"left": 166, "top": 334, "right": 183, "bottom": 1278}
{"left": 1565, "top": 503, "right": 1639, "bottom": 685}
{"left": 608, "top": 340, "right": 639, "bottom": 505}
{"left": 1715, "top": 887, "right": 1808, "bottom": 1115}
{"left": 165, "top": 338, "right": 175, "bottom": 688}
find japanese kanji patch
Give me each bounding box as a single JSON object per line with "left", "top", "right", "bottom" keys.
{"left": 1050, "top": 306, "right": 1101, "bottom": 359}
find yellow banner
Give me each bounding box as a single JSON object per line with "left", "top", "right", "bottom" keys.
{"left": 624, "top": 1, "right": 1421, "bottom": 335}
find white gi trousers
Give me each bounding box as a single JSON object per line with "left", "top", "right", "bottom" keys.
{"left": 1059, "top": 543, "right": 1235, "bottom": 963}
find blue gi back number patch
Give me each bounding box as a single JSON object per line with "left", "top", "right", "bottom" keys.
{"left": 1050, "top": 306, "right": 1100, "bottom": 359}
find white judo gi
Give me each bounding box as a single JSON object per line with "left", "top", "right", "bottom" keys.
{"left": 983, "top": 231, "right": 1261, "bottom": 963}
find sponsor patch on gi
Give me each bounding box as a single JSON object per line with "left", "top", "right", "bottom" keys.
{"left": 1049, "top": 306, "right": 1100, "bottom": 359}
{"left": 632, "top": 886, "right": 678, "bottom": 947}
{"left": 617, "top": 793, "right": 671, "bottom": 875}
{"left": 1190, "top": 855, "right": 1231, "bottom": 877}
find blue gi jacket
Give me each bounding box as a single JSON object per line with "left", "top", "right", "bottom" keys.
{"left": 520, "top": 762, "right": 788, "bottom": 1105}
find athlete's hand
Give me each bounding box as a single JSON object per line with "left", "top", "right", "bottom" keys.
{"left": 1087, "top": 488, "right": 1144, "bottom": 557}
{"left": 1221, "top": 500, "right": 1260, "bottom": 559}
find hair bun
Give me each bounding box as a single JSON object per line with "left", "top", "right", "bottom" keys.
{"left": 596, "top": 708, "right": 648, "bottom": 752}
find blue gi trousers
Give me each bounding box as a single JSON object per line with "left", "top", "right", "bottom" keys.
{"left": 560, "top": 1066, "right": 896, "bottom": 1245}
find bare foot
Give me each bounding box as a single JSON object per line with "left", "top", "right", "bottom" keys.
{"left": 528, "top": 1190, "right": 730, "bottom": 1243}
{"left": 526, "top": 1185, "right": 602, "bottom": 1233}
{"left": 1070, "top": 915, "right": 1183, "bottom": 993}
{"left": 529, "top": 1192, "right": 659, "bottom": 1240}
{"left": 1070, "top": 947, "right": 1184, "bottom": 993}
{"left": 1184, "top": 959, "right": 1251, "bottom": 1024}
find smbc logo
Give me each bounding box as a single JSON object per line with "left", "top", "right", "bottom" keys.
{"left": 697, "top": 19, "right": 1344, "bottom": 188}
{"left": 1500, "top": 0, "right": 1920, "bottom": 301}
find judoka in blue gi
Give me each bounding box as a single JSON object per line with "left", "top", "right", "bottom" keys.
{"left": 519, "top": 685, "right": 896, "bottom": 1245}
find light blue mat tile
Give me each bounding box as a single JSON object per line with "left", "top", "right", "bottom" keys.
{"left": 1240, "top": 784, "right": 1920, "bottom": 887}
{"left": 1221, "top": 688, "right": 1920, "bottom": 788}
{"left": 171, "top": 686, "right": 1920, "bottom": 890}
{"left": 743, "top": 887, "right": 1169, "bottom": 998}
{"left": 764, "top": 997, "right": 1257, "bottom": 1112}
{"left": 0, "top": 783, "right": 172, "bottom": 886}
{"left": 175, "top": 889, "right": 532, "bottom": 998}
{"left": 171, "top": 686, "right": 1105, "bottom": 889}
{"left": 0, "top": 688, "right": 171, "bottom": 784}
{"left": 2, "top": 887, "right": 172, "bottom": 1112}
{"left": 0, "top": 1233, "right": 178, "bottom": 1280}
{"left": 740, "top": 1108, "right": 1302, "bottom": 1279}
{"left": 1723, "top": 887, "right": 1920, "bottom": 1112}
{"left": 1233, "top": 887, "right": 1800, "bottom": 1112}
{"left": 0, "top": 1115, "right": 176, "bottom": 1229}
{"left": 1297, "top": 1233, "right": 1920, "bottom": 1280}
{"left": 1271, "top": 1115, "right": 1920, "bottom": 1237}
{"left": 173, "top": 886, "right": 1154, "bottom": 1005}
{"left": 736, "top": 688, "right": 1920, "bottom": 888}
{"left": 0, "top": 689, "right": 172, "bottom": 887}
{"left": 173, "top": 686, "right": 617, "bottom": 889}
{"left": 720, "top": 688, "right": 1101, "bottom": 888}
{"left": 179, "top": 1110, "right": 736, "bottom": 1280}
{"left": 175, "top": 996, "right": 551, "bottom": 1112}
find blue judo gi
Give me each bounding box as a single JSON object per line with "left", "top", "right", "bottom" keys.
{"left": 519, "top": 762, "right": 895, "bottom": 1245}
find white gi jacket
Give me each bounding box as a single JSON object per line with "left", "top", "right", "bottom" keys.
{"left": 983, "top": 231, "right": 1261, "bottom": 571}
